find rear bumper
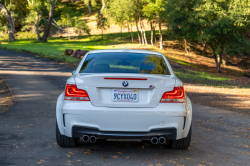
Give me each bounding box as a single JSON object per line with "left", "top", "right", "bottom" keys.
{"left": 56, "top": 93, "right": 192, "bottom": 140}
{"left": 72, "top": 126, "right": 177, "bottom": 139}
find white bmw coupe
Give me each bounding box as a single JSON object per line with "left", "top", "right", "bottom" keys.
{"left": 56, "top": 49, "right": 192, "bottom": 149}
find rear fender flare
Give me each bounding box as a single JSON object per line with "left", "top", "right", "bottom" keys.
{"left": 56, "top": 92, "right": 65, "bottom": 135}
{"left": 183, "top": 96, "right": 192, "bottom": 138}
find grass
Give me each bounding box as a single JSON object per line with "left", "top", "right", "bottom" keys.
{"left": 1, "top": 31, "right": 247, "bottom": 88}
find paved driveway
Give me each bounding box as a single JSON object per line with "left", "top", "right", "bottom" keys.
{"left": 0, "top": 50, "right": 249, "bottom": 166}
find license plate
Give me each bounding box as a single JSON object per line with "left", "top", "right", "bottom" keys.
{"left": 112, "top": 89, "right": 139, "bottom": 102}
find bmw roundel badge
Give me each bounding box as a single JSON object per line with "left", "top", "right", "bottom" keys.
{"left": 122, "top": 81, "right": 129, "bottom": 87}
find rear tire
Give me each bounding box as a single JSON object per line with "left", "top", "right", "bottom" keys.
{"left": 56, "top": 121, "right": 78, "bottom": 147}
{"left": 167, "top": 124, "right": 192, "bottom": 150}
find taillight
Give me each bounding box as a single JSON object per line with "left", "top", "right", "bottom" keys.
{"left": 65, "top": 84, "right": 89, "bottom": 101}
{"left": 160, "top": 87, "right": 185, "bottom": 103}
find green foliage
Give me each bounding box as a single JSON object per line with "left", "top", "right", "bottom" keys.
{"left": 21, "top": 11, "right": 36, "bottom": 32}
{"left": 0, "top": 12, "right": 7, "bottom": 32}
{"left": 143, "top": 0, "right": 166, "bottom": 20}
{"left": 165, "top": 0, "right": 199, "bottom": 42}
{"left": 165, "top": 0, "right": 250, "bottom": 72}
{"left": 104, "top": 0, "right": 126, "bottom": 27}
{"left": 195, "top": 0, "right": 250, "bottom": 56}
{"left": 74, "top": 17, "right": 91, "bottom": 36}
{"left": 96, "top": 12, "right": 109, "bottom": 38}
{"left": 3, "top": 0, "right": 29, "bottom": 31}
{"left": 142, "top": 55, "right": 170, "bottom": 75}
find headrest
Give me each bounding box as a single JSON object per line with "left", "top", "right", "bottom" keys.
{"left": 94, "top": 64, "right": 110, "bottom": 72}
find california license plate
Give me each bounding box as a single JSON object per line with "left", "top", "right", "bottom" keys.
{"left": 112, "top": 89, "right": 139, "bottom": 102}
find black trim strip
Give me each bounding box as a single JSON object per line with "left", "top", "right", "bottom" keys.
{"left": 72, "top": 126, "right": 177, "bottom": 139}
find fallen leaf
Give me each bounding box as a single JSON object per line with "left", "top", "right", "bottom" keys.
{"left": 200, "top": 161, "right": 206, "bottom": 163}
{"left": 67, "top": 155, "right": 71, "bottom": 158}
{"left": 126, "top": 156, "right": 130, "bottom": 159}
{"left": 69, "top": 152, "right": 74, "bottom": 154}
{"left": 117, "top": 152, "right": 122, "bottom": 154}
{"left": 112, "top": 156, "right": 118, "bottom": 158}
{"left": 100, "top": 157, "right": 106, "bottom": 159}
{"left": 84, "top": 152, "right": 91, "bottom": 154}
{"left": 145, "top": 161, "right": 149, "bottom": 163}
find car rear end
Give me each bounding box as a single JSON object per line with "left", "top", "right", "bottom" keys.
{"left": 56, "top": 50, "right": 192, "bottom": 147}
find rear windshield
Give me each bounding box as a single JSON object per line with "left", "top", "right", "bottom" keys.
{"left": 79, "top": 52, "right": 171, "bottom": 75}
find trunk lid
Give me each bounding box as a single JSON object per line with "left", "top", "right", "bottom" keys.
{"left": 75, "top": 74, "right": 176, "bottom": 108}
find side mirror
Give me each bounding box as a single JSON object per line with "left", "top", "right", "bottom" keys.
{"left": 72, "top": 70, "right": 76, "bottom": 75}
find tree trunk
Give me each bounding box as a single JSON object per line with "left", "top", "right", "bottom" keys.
{"left": 150, "top": 21, "right": 153, "bottom": 46}
{"left": 128, "top": 25, "right": 130, "bottom": 38}
{"left": 10, "top": 0, "right": 14, "bottom": 33}
{"left": 222, "top": 49, "right": 227, "bottom": 66}
{"left": 139, "top": 19, "right": 144, "bottom": 45}
{"left": 214, "top": 54, "right": 222, "bottom": 73}
{"left": 100, "top": 0, "right": 105, "bottom": 13}
{"left": 135, "top": 21, "right": 141, "bottom": 44}
{"left": 101, "top": 30, "right": 103, "bottom": 40}
{"left": 202, "top": 42, "right": 207, "bottom": 55}
{"left": 42, "top": 0, "right": 57, "bottom": 42}
{"left": 140, "top": 19, "right": 147, "bottom": 45}
{"left": 184, "top": 39, "right": 189, "bottom": 55}
{"left": 120, "top": 27, "right": 122, "bottom": 39}
{"left": 35, "top": 11, "right": 41, "bottom": 40}
{"left": 158, "top": 17, "right": 163, "bottom": 50}
{"left": 0, "top": 3, "right": 15, "bottom": 41}
{"left": 130, "top": 25, "right": 133, "bottom": 42}
{"left": 211, "top": 43, "right": 222, "bottom": 73}
{"left": 86, "top": 2, "right": 91, "bottom": 13}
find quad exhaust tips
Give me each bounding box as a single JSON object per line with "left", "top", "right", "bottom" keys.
{"left": 158, "top": 137, "right": 166, "bottom": 144}
{"left": 151, "top": 137, "right": 158, "bottom": 144}
{"left": 151, "top": 137, "right": 166, "bottom": 144}
{"left": 82, "top": 135, "right": 90, "bottom": 142}
{"left": 90, "top": 136, "right": 97, "bottom": 143}
{"left": 82, "top": 135, "right": 97, "bottom": 143}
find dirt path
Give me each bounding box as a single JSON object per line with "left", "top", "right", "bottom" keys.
{"left": 185, "top": 84, "right": 250, "bottom": 115}
{"left": 0, "top": 76, "right": 14, "bottom": 114}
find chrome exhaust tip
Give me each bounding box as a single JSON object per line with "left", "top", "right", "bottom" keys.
{"left": 151, "top": 137, "right": 158, "bottom": 144}
{"left": 158, "top": 137, "right": 166, "bottom": 144}
{"left": 90, "top": 136, "right": 97, "bottom": 143}
{"left": 82, "top": 135, "right": 90, "bottom": 142}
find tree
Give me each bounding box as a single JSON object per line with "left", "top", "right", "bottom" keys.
{"left": 0, "top": 0, "right": 15, "bottom": 41}
{"left": 196, "top": 0, "right": 250, "bottom": 72}
{"left": 104, "top": 0, "right": 126, "bottom": 38}
{"left": 165, "top": 0, "right": 199, "bottom": 55}
{"left": 166, "top": 0, "right": 250, "bottom": 72}
{"left": 74, "top": 17, "right": 91, "bottom": 39}
{"left": 144, "top": 0, "right": 166, "bottom": 49}
{"left": 41, "top": 0, "right": 57, "bottom": 42}
{"left": 96, "top": 12, "right": 109, "bottom": 40}
{"left": 100, "top": 0, "right": 105, "bottom": 13}
{"left": 143, "top": 2, "right": 157, "bottom": 45}
{"left": 27, "top": 0, "right": 62, "bottom": 41}
{"left": 83, "top": 0, "right": 96, "bottom": 13}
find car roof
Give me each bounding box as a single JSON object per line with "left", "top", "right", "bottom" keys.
{"left": 88, "top": 49, "right": 163, "bottom": 55}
